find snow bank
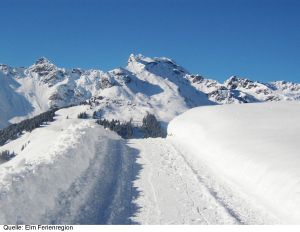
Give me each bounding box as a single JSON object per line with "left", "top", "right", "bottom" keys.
{"left": 0, "top": 106, "right": 136, "bottom": 224}
{"left": 168, "top": 102, "right": 300, "bottom": 223}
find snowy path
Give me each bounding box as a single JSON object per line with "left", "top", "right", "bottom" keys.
{"left": 128, "top": 138, "right": 239, "bottom": 224}
{"left": 45, "top": 138, "right": 140, "bottom": 225}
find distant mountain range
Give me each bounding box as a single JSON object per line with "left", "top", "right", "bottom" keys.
{"left": 0, "top": 54, "right": 299, "bottom": 128}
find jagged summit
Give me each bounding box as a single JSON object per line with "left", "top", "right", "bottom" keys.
{"left": 127, "top": 53, "right": 146, "bottom": 63}
{"left": 128, "top": 53, "right": 174, "bottom": 63}
{"left": 224, "top": 75, "right": 262, "bottom": 90}
{"left": 127, "top": 53, "right": 182, "bottom": 68}
{"left": 127, "top": 54, "right": 189, "bottom": 81}
{"left": 0, "top": 64, "right": 11, "bottom": 74}
{"left": 29, "top": 57, "right": 57, "bottom": 73}
{"left": 34, "top": 57, "right": 52, "bottom": 65}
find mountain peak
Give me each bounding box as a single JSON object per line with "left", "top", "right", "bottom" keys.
{"left": 35, "top": 57, "right": 52, "bottom": 65}
{"left": 27, "top": 57, "right": 58, "bottom": 80}
{"left": 127, "top": 54, "right": 179, "bottom": 66}
{"left": 225, "top": 75, "right": 239, "bottom": 82}
{"left": 127, "top": 53, "right": 153, "bottom": 64}
{"left": 224, "top": 76, "right": 249, "bottom": 87}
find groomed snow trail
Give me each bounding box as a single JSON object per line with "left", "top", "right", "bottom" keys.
{"left": 45, "top": 138, "right": 139, "bottom": 225}
{"left": 128, "top": 138, "right": 239, "bottom": 224}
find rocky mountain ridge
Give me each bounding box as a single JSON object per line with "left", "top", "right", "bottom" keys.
{"left": 0, "top": 54, "right": 299, "bottom": 128}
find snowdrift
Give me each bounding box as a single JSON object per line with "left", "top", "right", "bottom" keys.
{"left": 0, "top": 107, "right": 138, "bottom": 224}
{"left": 168, "top": 102, "right": 300, "bottom": 223}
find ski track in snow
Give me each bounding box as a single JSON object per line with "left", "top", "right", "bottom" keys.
{"left": 169, "top": 141, "right": 278, "bottom": 225}
{"left": 128, "top": 138, "right": 240, "bottom": 224}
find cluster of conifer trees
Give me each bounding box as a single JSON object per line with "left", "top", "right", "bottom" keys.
{"left": 0, "top": 109, "right": 57, "bottom": 146}
{"left": 77, "top": 112, "right": 89, "bottom": 119}
{"left": 94, "top": 113, "right": 165, "bottom": 139}
{"left": 96, "top": 119, "right": 133, "bottom": 139}
{"left": 0, "top": 150, "right": 16, "bottom": 162}
{"left": 141, "top": 113, "right": 166, "bottom": 138}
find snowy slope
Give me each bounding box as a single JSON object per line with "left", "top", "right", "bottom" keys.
{"left": 125, "top": 54, "right": 213, "bottom": 122}
{"left": 168, "top": 102, "right": 300, "bottom": 224}
{"left": 0, "top": 106, "right": 139, "bottom": 224}
{"left": 0, "top": 66, "right": 33, "bottom": 128}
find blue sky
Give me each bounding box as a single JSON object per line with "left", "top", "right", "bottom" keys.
{"left": 0, "top": 0, "right": 299, "bottom": 83}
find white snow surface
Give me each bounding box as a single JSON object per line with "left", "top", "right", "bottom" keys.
{"left": 0, "top": 106, "right": 138, "bottom": 224}
{"left": 128, "top": 138, "right": 238, "bottom": 224}
{"left": 168, "top": 101, "right": 300, "bottom": 224}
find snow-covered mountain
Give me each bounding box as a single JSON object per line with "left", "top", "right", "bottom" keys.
{"left": 187, "top": 75, "right": 300, "bottom": 104}
{"left": 0, "top": 54, "right": 214, "bottom": 128}
{"left": 0, "top": 54, "right": 299, "bottom": 128}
